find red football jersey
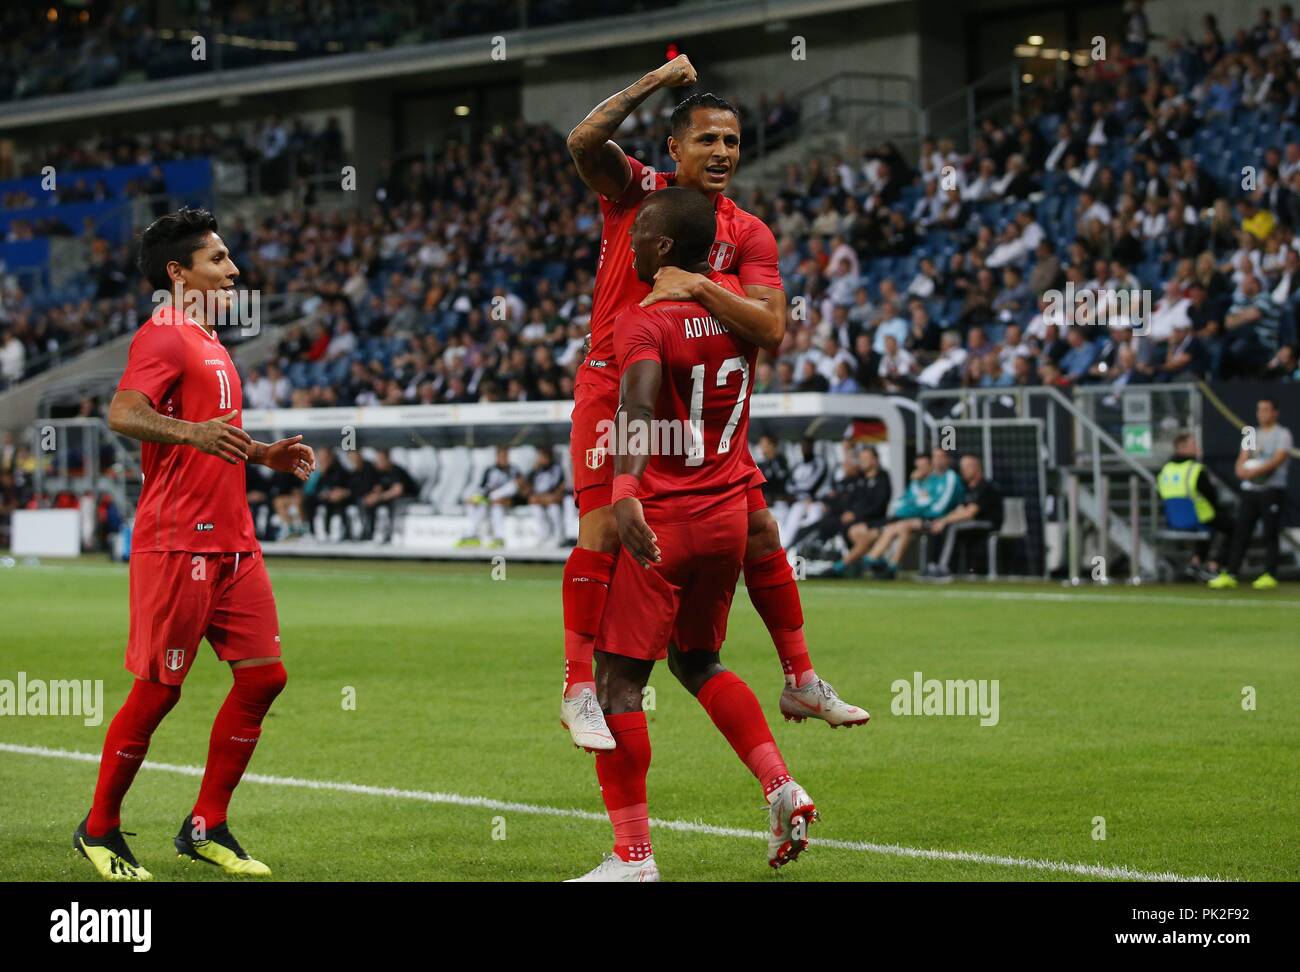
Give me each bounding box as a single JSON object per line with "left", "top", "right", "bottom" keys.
{"left": 117, "top": 305, "right": 258, "bottom": 553}
{"left": 613, "top": 275, "right": 758, "bottom": 522}
{"left": 587, "top": 157, "right": 783, "bottom": 370}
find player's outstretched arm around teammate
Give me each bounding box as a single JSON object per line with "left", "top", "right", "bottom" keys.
{"left": 567, "top": 53, "right": 697, "bottom": 201}
{"left": 641, "top": 264, "right": 787, "bottom": 354}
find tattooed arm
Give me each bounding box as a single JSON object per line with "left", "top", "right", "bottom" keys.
{"left": 566, "top": 54, "right": 697, "bottom": 200}
{"left": 108, "top": 389, "right": 251, "bottom": 463}
{"left": 109, "top": 389, "right": 316, "bottom": 478}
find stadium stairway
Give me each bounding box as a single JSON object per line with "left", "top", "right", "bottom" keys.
{"left": 0, "top": 334, "right": 136, "bottom": 430}
{"left": 0, "top": 304, "right": 294, "bottom": 431}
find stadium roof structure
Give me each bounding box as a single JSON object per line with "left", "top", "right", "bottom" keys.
{"left": 0, "top": 0, "right": 892, "bottom": 131}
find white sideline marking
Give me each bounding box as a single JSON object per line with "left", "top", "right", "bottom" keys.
{"left": 1, "top": 742, "right": 1218, "bottom": 882}
{"left": 10, "top": 562, "right": 1299, "bottom": 608}
{"left": 823, "top": 586, "right": 1300, "bottom": 609}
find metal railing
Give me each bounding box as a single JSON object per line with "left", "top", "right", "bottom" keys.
{"left": 921, "top": 62, "right": 1023, "bottom": 152}
{"left": 767, "top": 71, "right": 923, "bottom": 158}
{"left": 917, "top": 384, "right": 1166, "bottom": 579}
{"left": 29, "top": 417, "right": 142, "bottom": 517}
{"left": 1071, "top": 383, "right": 1204, "bottom": 468}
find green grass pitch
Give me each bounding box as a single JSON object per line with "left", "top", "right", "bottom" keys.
{"left": 1, "top": 556, "right": 1297, "bottom": 882}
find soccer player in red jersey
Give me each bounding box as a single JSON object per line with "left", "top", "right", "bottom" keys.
{"left": 569, "top": 189, "right": 816, "bottom": 881}
{"left": 560, "top": 55, "right": 868, "bottom": 752}
{"left": 72, "top": 208, "right": 315, "bottom": 880}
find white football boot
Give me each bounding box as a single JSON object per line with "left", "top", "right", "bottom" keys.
{"left": 565, "top": 853, "right": 660, "bottom": 882}
{"left": 560, "top": 687, "right": 615, "bottom": 751}
{"left": 780, "top": 677, "right": 870, "bottom": 728}
{"left": 767, "top": 779, "right": 818, "bottom": 868}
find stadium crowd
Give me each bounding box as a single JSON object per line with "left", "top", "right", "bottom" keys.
{"left": 237, "top": 20, "right": 1300, "bottom": 414}
{"left": 169, "top": 8, "right": 1300, "bottom": 406}
{"left": 4, "top": 115, "right": 349, "bottom": 211}
{"left": 0, "top": 1, "right": 664, "bottom": 102}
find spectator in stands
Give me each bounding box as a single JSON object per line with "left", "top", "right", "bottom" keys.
{"left": 305, "top": 447, "right": 357, "bottom": 542}
{"left": 525, "top": 445, "right": 568, "bottom": 545}
{"left": 1210, "top": 397, "right": 1294, "bottom": 589}
{"left": 917, "top": 329, "right": 968, "bottom": 388}
{"left": 1157, "top": 322, "right": 1212, "bottom": 380}
{"left": 779, "top": 439, "right": 830, "bottom": 548}
{"left": 1158, "top": 431, "right": 1227, "bottom": 579}
{"left": 355, "top": 449, "right": 418, "bottom": 543}
{"left": 904, "top": 301, "right": 942, "bottom": 359}
{"left": 0, "top": 328, "right": 24, "bottom": 386}
{"left": 459, "top": 446, "right": 522, "bottom": 548}
{"left": 1059, "top": 326, "right": 1100, "bottom": 383}
{"left": 877, "top": 333, "right": 918, "bottom": 392}
{"left": 796, "top": 359, "right": 829, "bottom": 392}
{"left": 820, "top": 445, "right": 893, "bottom": 577}
{"left": 920, "top": 454, "right": 1004, "bottom": 580}
{"left": 1126, "top": 2, "right": 1152, "bottom": 59}
{"left": 863, "top": 447, "right": 964, "bottom": 579}
{"left": 756, "top": 434, "right": 791, "bottom": 514}
{"left": 246, "top": 465, "right": 273, "bottom": 541}
{"left": 1262, "top": 342, "right": 1300, "bottom": 379}
{"left": 1223, "top": 273, "right": 1281, "bottom": 376}
{"left": 268, "top": 464, "right": 307, "bottom": 541}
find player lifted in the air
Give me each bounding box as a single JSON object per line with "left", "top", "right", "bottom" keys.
{"left": 569, "top": 188, "right": 817, "bottom": 881}
{"left": 561, "top": 54, "right": 868, "bottom": 751}
{"left": 73, "top": 208, "right": 315, "bottom": 880}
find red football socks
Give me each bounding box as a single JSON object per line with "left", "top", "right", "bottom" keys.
{"left": 190, "top": 662, "right": 287, "bottom": 830}
{"left": 562, "top": 546, "right": 616, "bottom": 696}
{"left": 744, "top": 549, "right": 815, "bottom": 687}
{"left": 697, "top": 670, "right": 791, "bottom": 797}
{"left": 594, "top": 711, "right": 653, "bottom": 862}
{"left": 87, "top": 678, "right": 182, "bottom": 837}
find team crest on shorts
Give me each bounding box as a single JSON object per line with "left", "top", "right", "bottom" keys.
{"left": 708, "top": 241, "right": 736, "bottom": 271}
{"left": 165, "top": 648, "right": 185, "bottom": 672}
{"left": 586, "top": 447, "right": 606, "bottom": 470}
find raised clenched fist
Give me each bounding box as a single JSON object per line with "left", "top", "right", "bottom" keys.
{"left": 653, "top": 54, "right": 697, "bottom": 89}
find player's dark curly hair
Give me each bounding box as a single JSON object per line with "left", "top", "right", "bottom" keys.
{"left": 641, "top": 186, "right": 717, "bottom": 268}
{"left": 670, "top": 92, "right": 739, "bottom": 138}
{"left": 137, "top": 207, "right": 219, "bottom": 291}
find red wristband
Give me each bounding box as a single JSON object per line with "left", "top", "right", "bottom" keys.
{"left": 612, "top": 474, "right": 641, "bottom": 503}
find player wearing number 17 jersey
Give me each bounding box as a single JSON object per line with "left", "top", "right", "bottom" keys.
{"left": 73, "top": 209, "right": 315, "bottom": 881}
{"left": 569, "top": 189, "right": 816, "bottom": 881}
{"left": 560, "top": 58, "right": 867, "bottom": 754}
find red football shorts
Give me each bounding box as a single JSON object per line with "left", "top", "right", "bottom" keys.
{"left": 597, "top": 505, "right": 748, "bottom": 660}
{"left": 126, "top": 550, "right": 281, "bottom": 685}
{"left": 570, "top": 365, "right": 619, "bottom": 516}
